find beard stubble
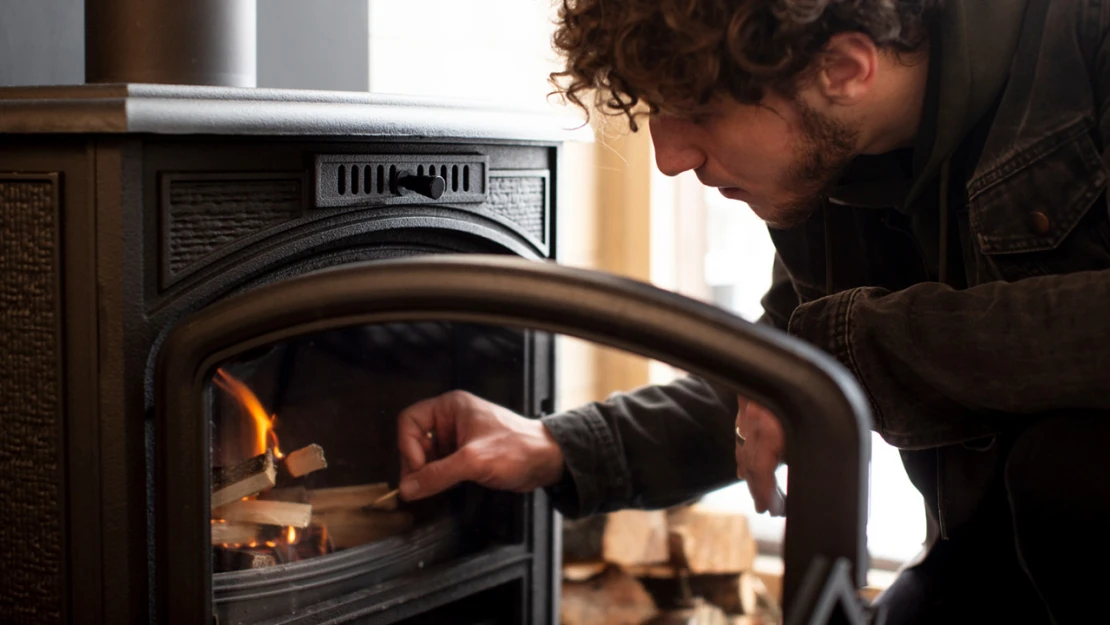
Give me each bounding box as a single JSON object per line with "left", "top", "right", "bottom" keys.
{"left": 759, "top": 102, "right": 860, "bottom": 229}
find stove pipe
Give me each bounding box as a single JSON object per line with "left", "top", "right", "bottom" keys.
{"left": 85, "top": 0, "right": 257, "bottom": 87}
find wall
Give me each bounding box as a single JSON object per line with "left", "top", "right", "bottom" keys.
{"left": 257, "top": 0, "right": 369, "bottom": 91}
{"left": 0, "top": 0, "right": 370, "bottom": 91}
{"left": 0, "top": 0, "right": 84, "bottom": 86}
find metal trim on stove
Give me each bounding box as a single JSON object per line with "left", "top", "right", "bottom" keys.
{"left": 155, "top": 254, "right": 874, "bottom": 625}
{"left": 0, "top": 84, "right": 591, "bottom": 143}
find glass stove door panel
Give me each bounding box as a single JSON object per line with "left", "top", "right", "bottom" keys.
{"left": 155, "top": 255, "right": 871, "bottom": 625}
{"left": 207, "top": 322, "right": 537, "bottom": 624}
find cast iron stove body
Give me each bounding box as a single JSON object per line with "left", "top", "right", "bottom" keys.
{"left": 0, "top": 76, "right": 570, "bottom": 625}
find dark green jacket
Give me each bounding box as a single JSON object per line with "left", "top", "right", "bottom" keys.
{"left": 543, "top": 0, "right": 1110, "bottom": 542}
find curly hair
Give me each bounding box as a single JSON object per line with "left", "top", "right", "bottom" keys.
{"left": 550, "top": 0, "right": 939, "bottom": 130}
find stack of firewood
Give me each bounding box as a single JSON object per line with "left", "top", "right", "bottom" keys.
{"left": 210, "top": 443, "right": 413, "bottom": 571}
{"left": 560, "top": 504, "right": 781, "bottom": 625}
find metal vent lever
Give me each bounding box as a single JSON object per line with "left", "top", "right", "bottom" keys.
{"left": 395, "top": 170, "right": 446, "bottom": 200}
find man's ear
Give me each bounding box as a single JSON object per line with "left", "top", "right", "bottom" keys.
{"left": 814, "top": 32, "right": 879, "bottom": 106}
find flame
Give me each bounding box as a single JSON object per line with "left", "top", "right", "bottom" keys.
{"left": 286, "top": 526, "right": 297, "bottom": 544}
{"left": 248, "top": 540, "right": 258, "bottom": 548}
{"left": 265, "top": 541, "right": 276, "bottom": 548}
{"left": 270, "top": 422, "right": 283, "bottom": 459}
{"left": 214, "top": 368, "right": 282, "bottom": 458}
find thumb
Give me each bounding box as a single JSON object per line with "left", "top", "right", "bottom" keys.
{"left": 399, "top": 447, "right": 476, "bottom": 501}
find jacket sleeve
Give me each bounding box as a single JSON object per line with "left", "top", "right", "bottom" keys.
{"left": 787, "top": 273, "right": 1110, "bottom": 449}
{"left": 538, "top": 245, "right": 793, "bottom": 518}
{"left": 540, "top": 373, "right": 740, "bottom": 519}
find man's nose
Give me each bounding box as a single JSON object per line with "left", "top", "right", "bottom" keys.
{"left": 649, "top": 116, "right": 705, "bottom": 176}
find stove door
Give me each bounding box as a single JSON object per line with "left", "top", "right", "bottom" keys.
{"left": 155, "top": 254, "right": 873, "bottom": 625}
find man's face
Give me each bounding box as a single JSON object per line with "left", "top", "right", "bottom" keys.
{"left": 649, "top": 92, "right": 860, "bottom": 229}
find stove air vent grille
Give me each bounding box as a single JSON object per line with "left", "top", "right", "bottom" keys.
{"left": 315, "top": 154, "right": 488, "bottom": 208}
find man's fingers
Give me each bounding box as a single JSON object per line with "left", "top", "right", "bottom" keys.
{"left": 399, "top": 446, "right": 476, "bottom": 501}
{"left": 751, "top": 402, "right": 785, "bottom": 457}
{"left": 745, "top": 444, "right": 779, "bottom": 513}
{"left": 768, "top": 485, "right": 786, "bottom": 517}
{"left": 735, "top": 395, "right": 750, "bottom": 479}
{"left": 741, "top": 409, "right": 774, "bottom": 511}
{"left": 397, "top": 394, "right": 457, "bottom": 474}
{"left": 735, "top": 439, "right": 746, "bottom": 479}
{"left": 398, "top": 432, "right": 427, "bottom": 476}
{"left": 738, "top": 401, "right": 785, "bottom": 514}
{"left": 398, "top": 395, "right": 439, "bottom": 434}
{"left": 397, "top": 407, "right": 434, "bottom": 474}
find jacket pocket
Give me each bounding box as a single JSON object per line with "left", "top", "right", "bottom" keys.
{"left": 968, "top": 125, "right": 1110, "bottom": 280}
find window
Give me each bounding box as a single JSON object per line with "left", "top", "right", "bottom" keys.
{"left": 368, "top": 0, "right": 563, "bottom": 106}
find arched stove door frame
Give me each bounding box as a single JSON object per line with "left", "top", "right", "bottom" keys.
{"left": 155, "top": 254, "right": 877, "bottom": 625}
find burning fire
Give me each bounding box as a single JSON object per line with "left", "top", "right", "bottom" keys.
{"left": 210, "top": 370, "right": 354, "bottom": 570}
{"left": 214, "top": 368, "right": 283, "bottom": 458}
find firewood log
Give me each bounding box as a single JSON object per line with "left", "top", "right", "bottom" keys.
{"left": 562, "top": 510, "right": 670, "bottom": 567}
{"left": 307, "top": 483, "right": 397, "bottom": 512}
{"left": 562, "top": 561, "right": 608, "bottom": 582}
{"left": 265, "top": 483, "right": 399, "bottom": 510}
{"left": 211, "top": 449, "right": 276, "bottom": 510}
{"left": 261, "top": 485, "right": 308, "bottom": 503}
{"left": 279, "top": 444, "right": 327, "bottom": 479}
{"left": 310, "top": 509, "right": 414, "bottom": 549}
{"left": 210, "top": 521, "right": 261, "bottom": 546}
{"left": 560, "top": 566, "right": 658, "bottom": 625}
{"left": 605, "top": 509, "right": 670, "bottom": 567}
{"left": 635, "top": 572, "right": 758, "bottom": 616}
{"left": 666, "top": 505, "right": 756, "bottom": 574}
{"left": 643, "top": 599, "right": 729, "bottom": 625}
{"left": 214, "top": 499, "right": 313, "bottom": 528}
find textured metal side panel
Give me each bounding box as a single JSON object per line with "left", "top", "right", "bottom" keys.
{"left": 0, "top": 175, "right": 63, "bottom": 624}
{"left": 160, "top": 173, "right": 304, "bottom": 288}
{"left": 483, "top": 173, "right": 548, "bottom": 244}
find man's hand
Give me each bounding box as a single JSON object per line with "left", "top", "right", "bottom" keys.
{"left": 735, "top": 396, "right": 786, "bottom": 516}
{"left": 397, "top": 390, "right": 565, "bottom": 501}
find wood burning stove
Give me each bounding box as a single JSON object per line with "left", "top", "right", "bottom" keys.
{"left": 0, "top": 81, "right": 566, "bottom": 622}
{"left": 0, "top": 3, "right": 568, "bottom": 623}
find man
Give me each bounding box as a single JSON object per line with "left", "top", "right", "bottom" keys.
{"left": 397, "top": 0, "right": 1110, "bottom": 622}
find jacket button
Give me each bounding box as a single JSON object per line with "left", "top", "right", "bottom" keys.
{"left": 1030, "top": 211, "right": 1051, "bottom": 234}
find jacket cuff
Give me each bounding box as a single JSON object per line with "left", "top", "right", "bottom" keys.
{"left": 540, "top": 405, "right": 633, "bottom": 519}
{"left": 786, "top": 288, "right": 860, "bottom": 371}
